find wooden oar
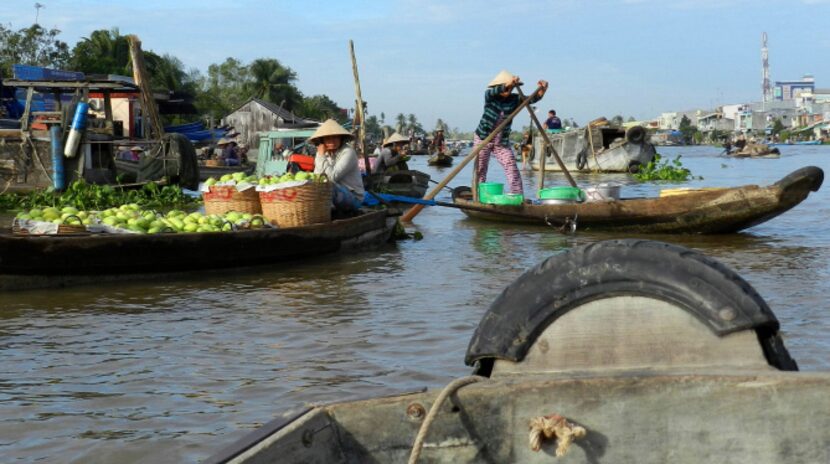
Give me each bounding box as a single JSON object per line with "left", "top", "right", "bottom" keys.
{"left": 400, "top": 85, "right": 544, "bottom": 222}
{"left": 516, "top": 88, "right": 577, "bottom": 189}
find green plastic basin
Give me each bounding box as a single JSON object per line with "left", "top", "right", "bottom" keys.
{"left": 479, "top": 182, "right": 504, "bottom": 204}
{"left": 538, "top": 187, "right": 585, "bottom": 202}
{"left": 491, "top": 193, "right": 524, "bottom": 206}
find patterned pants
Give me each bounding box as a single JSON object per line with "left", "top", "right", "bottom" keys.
{"left": 474, "top": 133, "right": 523, "bottom": 194}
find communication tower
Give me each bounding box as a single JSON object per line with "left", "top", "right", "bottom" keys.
{"left": 762, "top": 32, "right": 771, "bottom": 102}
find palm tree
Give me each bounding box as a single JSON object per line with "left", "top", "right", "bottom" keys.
{"left": 245, "top": 58, "right": 302, "bottom": 110}
{"left": 395, "top": 113, "right": 406, "bottom": 134}
{"left": 407, "top": 113, "right": 419, "bottom": 134}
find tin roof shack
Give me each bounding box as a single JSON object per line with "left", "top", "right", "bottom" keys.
{"left": 222, "top": 98, "right": 317, "bottom": 152}
{"left": 0, "top": 78, "right": 141, "bottom": 191}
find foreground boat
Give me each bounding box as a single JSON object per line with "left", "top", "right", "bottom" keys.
{"left": 207, "top": 240, "right": 830, "bottom": 464}
{"left": 366, "top": 170, "right": 430, "bottom": 199}
{"left": 452, "top": 166, "right": 823, "bottom": 233}
{"left": 0, "top": 210, "right": 396, "bottom": 291}
{"left": 532, "top": 125, "right": 656, "bottom": 173}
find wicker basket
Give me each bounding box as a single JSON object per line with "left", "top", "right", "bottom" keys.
{"left": 203, "top": 186, "right": 262, "bottom": 215}
{"left": 12, "top": 218, "right": 86, "bottom": 235}
{"left": 205, "top": 159, "right": 224, "bottom": 167}
{"left": 259, "top": 182, "right": 332, "bottom": 227}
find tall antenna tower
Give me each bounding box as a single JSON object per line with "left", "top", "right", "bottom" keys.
{"left": 761, "top": 32, "right": 771, "bottom": 102}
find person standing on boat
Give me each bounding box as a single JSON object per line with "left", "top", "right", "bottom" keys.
{"left": 474, "top": 70, "right": 548, "bottom": 195}
{"left": 544, "top": 110, "right": 562, "bottom": 131}
{"left": 379, "top": 132, "right": 411, "bottom": 173}
{"left": 432, "top": 128, "right": 446, "bottom": 154}
{"left": 310, "top": 119, "right": 365, "bottom": 212}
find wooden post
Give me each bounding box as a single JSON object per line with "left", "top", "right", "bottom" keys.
{"left": 349, "top": 40, "right": 371, "bottom": 176}
{"left": 400, "top": 85, "right": 543, "bottom": 222}
{"left": 517, "top": 88, "right": 577, "bottom": 189}
{"left": 128, "top": 35, "right": 164, "bottom": 141}
{"left": 20, "top": 87, "right": 34, "bottom": 131}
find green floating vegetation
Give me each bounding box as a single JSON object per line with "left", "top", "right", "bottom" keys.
{"left": 634, "top": 154, "right": 701, "bottom": 182}
{"left": 0, "top": 180, "right": 201, "bottom": 212}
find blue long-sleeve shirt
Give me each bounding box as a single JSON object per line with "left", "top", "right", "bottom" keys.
{"left": 475, "top": 85, "right": 542, "bottom": 146}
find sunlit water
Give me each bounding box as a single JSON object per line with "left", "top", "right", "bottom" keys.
{"left": 1, "top": 145, "right": 829, "bottom": 462}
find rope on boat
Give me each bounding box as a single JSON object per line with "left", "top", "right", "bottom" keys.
{"left": 407, "top": 375, "right": 487, "bottom": 464}
{"left": 529, "top": 413, "right": 587, "bottom": 457}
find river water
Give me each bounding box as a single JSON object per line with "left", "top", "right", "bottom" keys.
{"left": 1, "top": 145, "right": 829, "bottom": 463}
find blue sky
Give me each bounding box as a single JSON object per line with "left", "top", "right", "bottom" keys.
{"left": 3, "top": 0, "right": 829, "bottom": 131}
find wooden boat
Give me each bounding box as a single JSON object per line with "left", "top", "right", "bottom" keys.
{"left": 366, "top": 170, "right": 430, "bottom": 199}
{"left": 728, "top": 143, "right": 781, "bottom": 158}
{"left": 206, "top": 240, "right": 830, "bottom": 464}
{"left": 0, "top": 210, "right": 396, "bottom": 291}
{"left": 451, "top": 166, "right": 823, "bottom": 233}
{"left": 427, "top": 152, "right": 453, "bottom": 167}
{"left": 532, "top": 124, "right": 656, "bottom": 173}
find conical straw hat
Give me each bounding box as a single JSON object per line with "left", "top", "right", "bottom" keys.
{"left": 308, "top": 119, "right": 353, "bottom": 143}
{"left": 382, "top": 132, "right": 409, "bottom": 147}
{"left": 488, "top": 70, "right": 523, "bottom": 87}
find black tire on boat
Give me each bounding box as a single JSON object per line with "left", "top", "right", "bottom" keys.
{"left": 465, "top": 239, "right": 798, "bottom": 375}
{"left": 576, "top": 148, "right": 588, "bottom": 170}
{"left": 452, "top": 186, "right": 472, "bottom": 201}
{"left": 627, "top": 160, "right": 642, "bottom": 173}
{"left": 625, "top": 126, "right": 647, "bottom": 144}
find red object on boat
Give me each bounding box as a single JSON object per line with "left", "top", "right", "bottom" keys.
{"left": 288, "top": 154, "right": 314, "bottom": 172}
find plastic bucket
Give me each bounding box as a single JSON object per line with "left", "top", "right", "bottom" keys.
{"left": 479, "top": 182, "right": 504, "bottom": 204}
{"left": 491, "top": 193, "right": 524, "bottom": 206}
{"left": 538, "top": 187, "right": 585, "bottom": 202}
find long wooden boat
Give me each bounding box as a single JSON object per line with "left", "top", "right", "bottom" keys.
{"left": 0, "top": 210, "right": 396, "bottom": 291}
{"left": 206, "top": 240, "right": 830, "bottom": 463}
{"left": 452, "top": 166, "right": 823, "bottom": 233}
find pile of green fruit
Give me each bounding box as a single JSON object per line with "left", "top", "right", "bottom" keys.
{"left": 16, "top": 206, "right": 93, "bottom": 226}
{"left": 203, "top": 172, "right": 258, "bottom": 188}
{"left": 257, "top": 171, "right": 327, "bottom": 186}
{"left": 16, "top": 204, "right": 268, "bottom": 234}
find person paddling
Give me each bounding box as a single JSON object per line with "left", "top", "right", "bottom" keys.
{"left": 474, "top": 70, "right": 548, "bottom": 195}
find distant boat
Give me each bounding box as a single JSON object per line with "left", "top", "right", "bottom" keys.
{"left": 532, "top": 122, "right": 656, "bottom": 173}
{"left": 795, "top": 140, "right": 821, "bottom": 145}
{"left": 427, "top": 152, "right": 453, "bottom": 167}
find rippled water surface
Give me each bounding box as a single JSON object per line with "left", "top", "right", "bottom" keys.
{"left": 1, "top": 145, "right": 829, "bottom": 462}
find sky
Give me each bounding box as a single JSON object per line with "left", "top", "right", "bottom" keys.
{"left": 2, "top": 0, "right": 830, "bottom": 131}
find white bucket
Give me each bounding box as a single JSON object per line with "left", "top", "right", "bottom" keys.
{"left": 585, "top": 184, "right": 621, "bottom": 202}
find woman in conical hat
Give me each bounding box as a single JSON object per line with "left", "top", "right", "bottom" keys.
{"left": 310, "top": 119, "right": 364, "bottom": 212}
{"left": 474, "top": 70, "right": 548, "bottom": 195}
{"left": 378, "top": 132, "right": 411, "bottom": 173}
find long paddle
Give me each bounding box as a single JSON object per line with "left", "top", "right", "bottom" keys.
{"left": 400, "top": 84, "right": 544, "bottom": 222}
{"left": 515, "top": 88, "right": 577, "bottom": 189}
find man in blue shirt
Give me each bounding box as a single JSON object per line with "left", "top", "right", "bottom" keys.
{"left": 544, "top": 110, "right": 562, "bottom": 131}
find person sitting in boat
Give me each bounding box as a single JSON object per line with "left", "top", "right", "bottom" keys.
{"left": 379, "top": 132, "right": 411, "bottom": 173}
{"left": 432, "top": 128, "right": 446, "bottom": 154}
{"left": 544, "top": 110, "right": 562, "bottom": 132}
{"left": 310, "top": 119, "right": 365, "bottom": 212}
{"left": 217, "top": 138, "right": 240, "bottom": 166}
{"left": 474, "top": 70, "right": 548, "bottom": 195}
{"left": 128, "top": 145, "right": 144, "bottom": 161}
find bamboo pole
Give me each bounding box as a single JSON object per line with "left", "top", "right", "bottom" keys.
{"left": 516, "top": 88, "right": 576, "bottom": 189}
{"left": 400, "top": 85, "right": 543, "bottom": 222}
{"left": 349, "top": 40, "right": 371, "bottom": 176}
{"left": 127, "top": 35, "right": 164, "bottom": 141}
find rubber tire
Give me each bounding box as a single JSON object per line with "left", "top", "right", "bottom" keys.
{"left": 466, "top": 239, "right": 797, "bottom": 375}
{"left": 627, "top": 160, "right": 642, "bottom": 174}
{"left": 625, "top": 126, "right": 647, "bottom": 144}
{"left": 576, "top": 148, "right": 588, "bottom": 171}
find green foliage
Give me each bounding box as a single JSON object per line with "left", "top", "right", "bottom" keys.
{"left": 298, "top": 94, "right": 346, "bottom": 123}
{"left": 771, "top": 118, "right": 785, "bottom": 135}
{"left": 0, "top": 23, "right": 71, "bottom": 77}
{"left": 633, "top": 154, "right": 700, "bottom": 182}
{"left": 780, "top": 130, "right": 791, "bottom": 142}
{"left": 69, "top": 28, "right": 131, "bottom": 75}
{"left": 245, "top": 58, "right": 302, "bottom": 110}
{"left": 678, "top": 115, "right": 698, "bottom": 144}
{"left": 0, "top": 180, "right": 200, "bottom": 212}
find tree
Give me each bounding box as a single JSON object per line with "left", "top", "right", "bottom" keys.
{"left": 196, "top": 57, "right": 251, "bottom": 120}
{"left": 245, "top": 58, "right": 302, "bottom": 111}
{"left": 363, "top": 115, "right": 382, "bottom": 143}
{"left": 395, "top": 113, "right": 406, "bottom": 133}
{"left": 611, "top": 115, "right": 624, "bottom": 126}
{"left": 678, "top": 115, "right": 698, "bottom": 145}
{"left": 627, "top": 116, "right": 636, "bottom": 122}
{"left": 0, "top": 23, "right": 70, "bottom": 77}
{"left": 406, "top": 113, "right": 423, "bottom": 135}
{"left": 771, "top": 118, "right": 785, "bottom": 135}
{"left": 70, "top": 28, "right": 130, "bottom": 75}
{"left": 297, "top": 94, "right": 345, "bottom": 123}
{"left": 435, "top": 118, "right": 449, "bottom": 134}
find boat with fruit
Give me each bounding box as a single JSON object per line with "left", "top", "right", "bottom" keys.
{"left": 451, "top": 166, "right": 823, "bottom": 233}
{"left": 205, "top": 239, "right": 830, "bottom": 464}
{"left": 0, "top": 209, "right": 397, "bottom": 291}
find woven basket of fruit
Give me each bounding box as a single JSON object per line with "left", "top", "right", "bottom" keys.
{"left": 258, "top": 173, "right": 332, "bottom": 227}
{"left": 13, "top": 207, "right": 89, "bottom": 235}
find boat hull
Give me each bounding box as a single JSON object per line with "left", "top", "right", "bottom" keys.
{"left": 454, "top": 166, "right": 823, "bottom": 233}
{"left": 0, "top": 210, "right": 395, "bottom": 290}
{"left": 427, "top": 153, "right": 453, "bottom": 167}
{"left": 531, "top": 127, "right": 656, "bottom": 172}
{"left": 207, "top": 372, "right": 830, "bottom": 464}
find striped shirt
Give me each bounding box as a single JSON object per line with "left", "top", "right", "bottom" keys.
{"left": 475, "top": 84, "right": 542, "bottom": 147}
